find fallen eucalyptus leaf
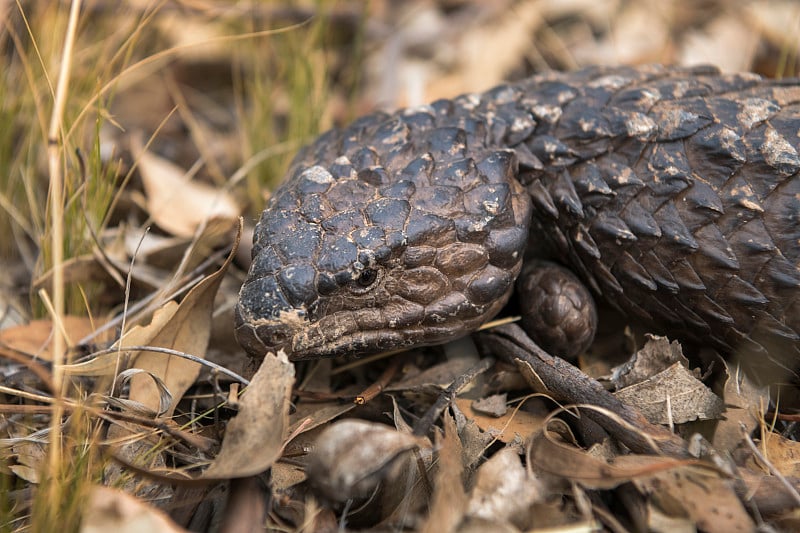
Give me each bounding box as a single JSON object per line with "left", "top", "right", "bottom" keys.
{"left": 421, "top": 412, "right": 467, "bottom": 533}
{"left": 202, "top": 350, "right": 295, "bottom": 479}
{"left": 133, "top": 137, "right": 239, "bottom": 238}
{"left": 121, "top": 220, "right": 241, "bottom": 416}
{"left": 467, "top": 447, "right": 544, "bottom": 528}
{"left": 81, "top": 485, "right": 188, "bottom": 533}
{"left": 614, "top": 362, "right": 724, "bottom": 425}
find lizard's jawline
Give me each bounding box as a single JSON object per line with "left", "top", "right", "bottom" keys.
{"left": 287, "top": 328, "right": 427, "bottom": 360}
{"left": 287, "top": 308, "right": 507, "bottom": 360}
{"left": 285, "top": 293, "right": 515, "bottom": 360}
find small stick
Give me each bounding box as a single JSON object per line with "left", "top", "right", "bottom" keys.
{"left": 354, "top": 357, "right": 402, "bottom": 404}
{"left": 412, "top": 356, "right": 495, "bottom": 437}
{"left": 482, "top": 324, "right": 689, "bottom": 457}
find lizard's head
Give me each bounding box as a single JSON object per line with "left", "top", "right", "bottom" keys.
{"left": 235, "top": 143, "right": 531, "bottom": 360}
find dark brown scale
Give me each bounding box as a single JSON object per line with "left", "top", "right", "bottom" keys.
{"left": 236, "top": 65, "right": 800, "bottom": 379}
{"left": 516, "top": 260, "right": 597, "bottom": 361}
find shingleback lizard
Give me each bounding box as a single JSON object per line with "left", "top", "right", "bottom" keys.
{"left": 235, "top": 65, "right": 800, "bottom": 375}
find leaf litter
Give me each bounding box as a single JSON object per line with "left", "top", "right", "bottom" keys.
{"left": 3, "top": 1, "right": 800, "bottom": 531}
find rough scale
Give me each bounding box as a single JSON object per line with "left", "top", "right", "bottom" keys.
{"left": 235, "top": 65, "right": 800, "bottom": 376}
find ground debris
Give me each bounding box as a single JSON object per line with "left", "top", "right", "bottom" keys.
{"left": 2, "top": 1, "right": 799, "bottom": 531}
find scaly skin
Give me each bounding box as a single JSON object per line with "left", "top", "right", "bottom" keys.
{"left": 235, "top": 65, "right": 800, "bottom": 373}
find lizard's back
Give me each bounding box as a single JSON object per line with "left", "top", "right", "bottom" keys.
{"left": 501, "top": 65, "right": 800, "bottom": 372}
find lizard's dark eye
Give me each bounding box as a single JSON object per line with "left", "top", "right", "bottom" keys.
{"left": 356, "top": 268, "right": 378, "bottom": 287}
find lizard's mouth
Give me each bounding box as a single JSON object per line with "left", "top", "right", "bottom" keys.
{"left": 290, "top": 325, "right": 430, "bottom": 360}
{"left": 234, "top": 306, "right": 303, "bottom": 359}
{"left": 235, "top": 298, "right": 441, "bottom": 360}
{"left": 234, "top": 305, "right": 425, "bottom": 360}
{"left": 235, "top": 288, "right": 513, "bottom": 360}
{"left": 234, "top": 271, "right": 308, "bottom": 358}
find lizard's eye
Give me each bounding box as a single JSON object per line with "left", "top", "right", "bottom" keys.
{"left": 356, "top": 268, "right": 379, "bottom": 288}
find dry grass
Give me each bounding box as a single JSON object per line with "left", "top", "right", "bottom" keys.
{"left": 0, "top": 2, "right": 351, "bottom": 529}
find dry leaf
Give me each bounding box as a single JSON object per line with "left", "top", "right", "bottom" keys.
{"left": 753, "top": 432, "right": 800, "bottom": 478}
{"left": 271, "top": 462, "right": 307, "bottom": 493}
{"left": 572, "top": 1, "right": 670, "bottom": 64}
{"left": 391, "top": 396, "right": 415, "bottom": 434}
{"left": 646, "top": 508, "right": 697, "bottom": 533}
{"left": 467, "top": 447, "right": 543, "bottom": 528}
{"left": 288, "top": 401, "right": 356, "bottom": 437}
{"left": 529, "top": 427, "right": 699, "bottom": 490}
{"left": 80, "top": 485, "right": 189, "bottom": 533}
{"left": 454, "top": 397, "right": 545, "bottom": 444}
{"left": 711, "top": 358, "right": 769, "bottom": 452}
{"left": 471, "top": 393, "right": 508, "bottom": 417}
{"left": 679, "top": 13, "right": 760, "bottom": 72}
{"left": 121, "top": 221, "right": 241, "bottom": 416}
{"left": 202, "top": 350, "right": 295, "bottom": 479}
{"left": 422, "top": 412, "right": 467, "bottom": 533}
{"left": 634, "top": 466, "right": 754, "bottom": 533}
{"left": 746, "top": 0, "right": 800, "bottom": 53}
{"left": 109, "top": 368, "right": 173, "bottom": 417}
{"left": 133, "top": 137, "right": 239, "bottom": 238}
{"left": 8, "top": 440, "right": 46, "bottom": 483}
{"left": 103, "top": 424, "right": 173, "bottom": 502}
{"left": 458, "top": 517, "right": 520, "bottom": 533}
{"left": 387, "top": 356, "right": 477, "bottom": 392}
{"left": 61, "top": 351, "right": 132, "bottom": 377}
{"left": 121, "top": 216, "right": 239, "bottom": 274}
{"left": 379, "top": 399, "right": 435, "bottom": 526}
{"left": 455, "top": 410, "right": 498, "bottom": 470}
{"left": 614, "top": 362, "right": 724, "bottom": 425}
{"left": 155, "top": 12, "right": 229, "bottom": 59}
{"left": 0, "top": 316, "right": 106, "bottom": 360}
{"left": 611, "top": 336, "right": 723, "bottom": 425}
{"left": 611, "top": 335, "right": 690, "bottom": 388}
{"left": 737, "top": 468, "right": 800, "bottom": 518}
{"left": 422, "top": 1, "right": 545, "bottom": 99}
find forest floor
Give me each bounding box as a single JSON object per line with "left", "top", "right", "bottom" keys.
{"left": 1, "top": 1, "right": 800, "bottom": 531}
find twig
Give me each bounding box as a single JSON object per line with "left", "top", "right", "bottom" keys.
{"left": 741, "top": 424, "right": 800, "bottom": 506}
{"left": 0, "top": 346, "right": 56, "bottom": 392}
{"left": 481, "top": 324, "right": 689, "bottom": 457}
{"left": 354, "top": 357, "right": 402, "bottom": 404}
{"left": 412, "top": 356, "right": 495, "bottom": 437}
{"left": 112, "top": 226, "right": 150, "bottom": 395}
{"left": 73, "top": 345, "right": 250, "bottom": 386}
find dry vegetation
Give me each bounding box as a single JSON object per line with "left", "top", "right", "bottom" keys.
{"left": 1, "top": 1, "right": 800, "bottom": 531}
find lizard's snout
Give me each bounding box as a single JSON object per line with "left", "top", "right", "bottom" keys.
{"left": 234, "top": 272, "right": 309, "bottom": 358}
